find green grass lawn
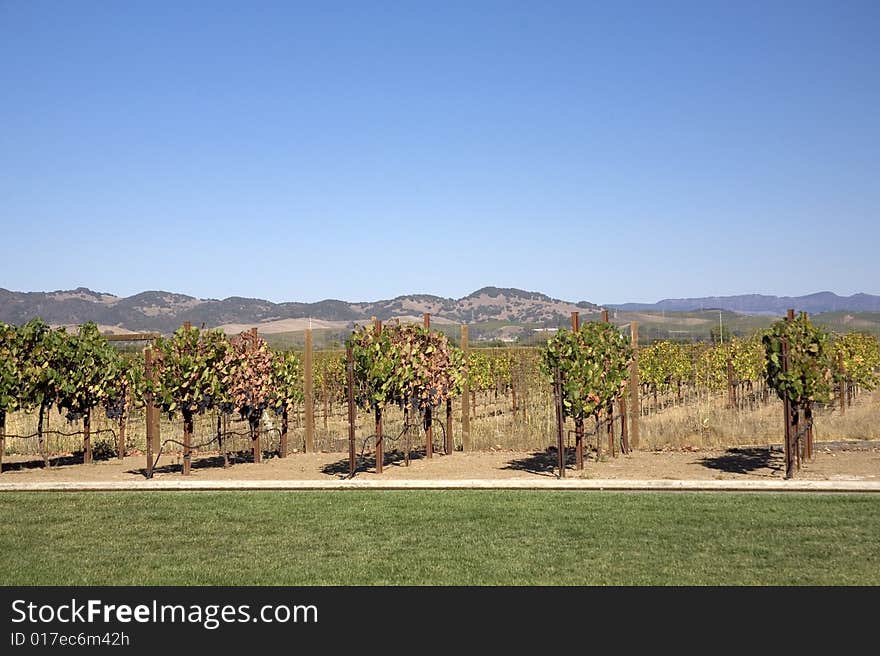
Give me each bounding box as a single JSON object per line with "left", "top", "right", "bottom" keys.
{"left": 1, "top": 491, "right": 877, "bottom": 585}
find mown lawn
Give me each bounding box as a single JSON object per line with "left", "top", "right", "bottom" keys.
{"left": 0, "top": 491, "right": 877, "bottom": 585}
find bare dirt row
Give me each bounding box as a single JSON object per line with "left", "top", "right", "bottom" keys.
{"left": 1, "top": 440, "right": 877, "bottom": 483}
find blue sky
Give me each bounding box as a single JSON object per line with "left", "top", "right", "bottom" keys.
{"left": 1, "top": 1, "right": 878, "bottom": 304}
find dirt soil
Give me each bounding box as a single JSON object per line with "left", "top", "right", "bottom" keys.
{"left": 1, "top": 441, "right": 878, "bottom": 483}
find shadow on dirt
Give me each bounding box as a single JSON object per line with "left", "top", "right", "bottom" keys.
{"left": 1, "top": 450, "right": 121, "bottom": 471}
{"left": 321, "top": 447, "right": 431, "bottom": 476}
{"left": 502, "top": 447, "right": 586, "bottom": 477}
{"left": 126, "top": 450, "right": 282, "bottom": 477}
{"left": 698, "top": 447, "right": 784, "bottom": 475}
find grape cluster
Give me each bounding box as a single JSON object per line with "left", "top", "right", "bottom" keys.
{"left": 104, "top": 394, "right": 126, "bottom": 420}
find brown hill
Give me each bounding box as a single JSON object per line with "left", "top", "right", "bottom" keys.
{"left": 0, "top": 286, "right": 601, "bottom": 335}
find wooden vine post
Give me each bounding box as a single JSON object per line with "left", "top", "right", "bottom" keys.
{"left": 107, "top": 333, "right": 160, "bottom": 475}
{"left": 111, "top": 336, "right": 158, "bottom": 462}
{"left": 304, "top": 328, "right": 315, "bottom": 453}
{"left": 423, "top": 313, "right": 433, "bottom": 459}
{"left": 461, "top": 325, "right": 471, "bottom": 452}
{"left": 346, "top": 345, "right": 356, "bottom": 478}
{"left": 144, "top": 347, "right": 157, "bottom": 478}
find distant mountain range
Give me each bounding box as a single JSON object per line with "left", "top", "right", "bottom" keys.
{"left": 0, "top": 286, "right": 600, "bottom": 335}
{"left": 1, "top": 286, "right": 878, "bottom": 337}
{"left": 609, "top": 292, "right": 880, "bottom": 315}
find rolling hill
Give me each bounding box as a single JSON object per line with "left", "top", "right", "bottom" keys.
{"left": 609, "top": 291, "right": 880, "bottom": 314}
{"left": 0, "top": 286, "right": 601, "bottom": 335}
{"left": 3, "top": 286, "right": 878, "bottom": 343}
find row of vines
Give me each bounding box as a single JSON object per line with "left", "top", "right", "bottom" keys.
{"left": 0, "top": 320, "right": 306, "bottom": 473}
{"left": 2, "top": 315, "right": 878, "bottom": 475}
{"left": 628, "top": 331, "right": 878, "bottom": 416}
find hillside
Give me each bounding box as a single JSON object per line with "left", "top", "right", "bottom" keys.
{"left": 4, "top": 286, "right": 878, "bottom": 343}
{"left": 610, "top": 291, "right": 880, "bottom": 315}
{"left": 0, "top": 286, "right": 601, "bottom": 335}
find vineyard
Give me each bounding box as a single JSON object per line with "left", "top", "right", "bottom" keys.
{"left": 1, "top": 312, "right": 878, "bottom": 479}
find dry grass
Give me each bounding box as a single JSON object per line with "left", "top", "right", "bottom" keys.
{"left": 638, "top": 389, "right": 880, "bottom": 450}
{"left": 3, "top": 388, "right": 877, "bottom": 459}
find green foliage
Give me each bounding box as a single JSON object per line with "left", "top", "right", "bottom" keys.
{"left": 1, "top": 321, "right": 136, "bottom": 424}
{"left": 347, "top": 323, "right": 465, "bottom": 415}
{"left": 348, "top": 324, "right": 396, "bottom": 411}
{"left": 104, "top": 353, "right": 146, "bottom": 420}
{"left": 832, "top": 332, "right": 880, "bottom": 390}
{"left": 0, "top": 323, "right": 21, "bottom": 419}
{"left": 693, "top": 342, "right": 728, "bottom": 391}
{"left": 54, "top": 322, "right": 121, "bottom": 422}
{"left": 542, "top": 322, "right": 632, "bottom": 422}
{"left": 763, "top": 314, "right": 832, "bottom": 404}
{"left": 314, "top": 352, "right": 346, "bottom": 404}
{"left": 151, "top": 325, "right": 229, "bottom": 418}
{"left": 510, "top": 348, "right": 542, "bottom": 391}
{"left": 466, "top": 351, "right": 493, "bottom": 392}
{"left": 685, "top": 336, "right": 765, "bottom": 391}
{"left": 489, "top": 351, "right": 513, "bottom": 391}
{"left": 16, "top": 318, "right": 71, "bottom": 414}
{"left": 272, "top": 350, "right": 304, "bottom": 411}
{"left": 728, "top": 335, "right": 765, "bottom": 382}
{"left": 640, "top": 341, "right": 691, "bottom": 392}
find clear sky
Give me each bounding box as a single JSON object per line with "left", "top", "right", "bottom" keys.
{"left": 1, "top": 1, "right": 878, "bottom": 304}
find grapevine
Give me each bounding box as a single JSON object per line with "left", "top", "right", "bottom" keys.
{"left": 151, "top": 325, "right": 229, "bottom": 473}
{"left": 541, "top": 321, "right": 632, "bottom": 462}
